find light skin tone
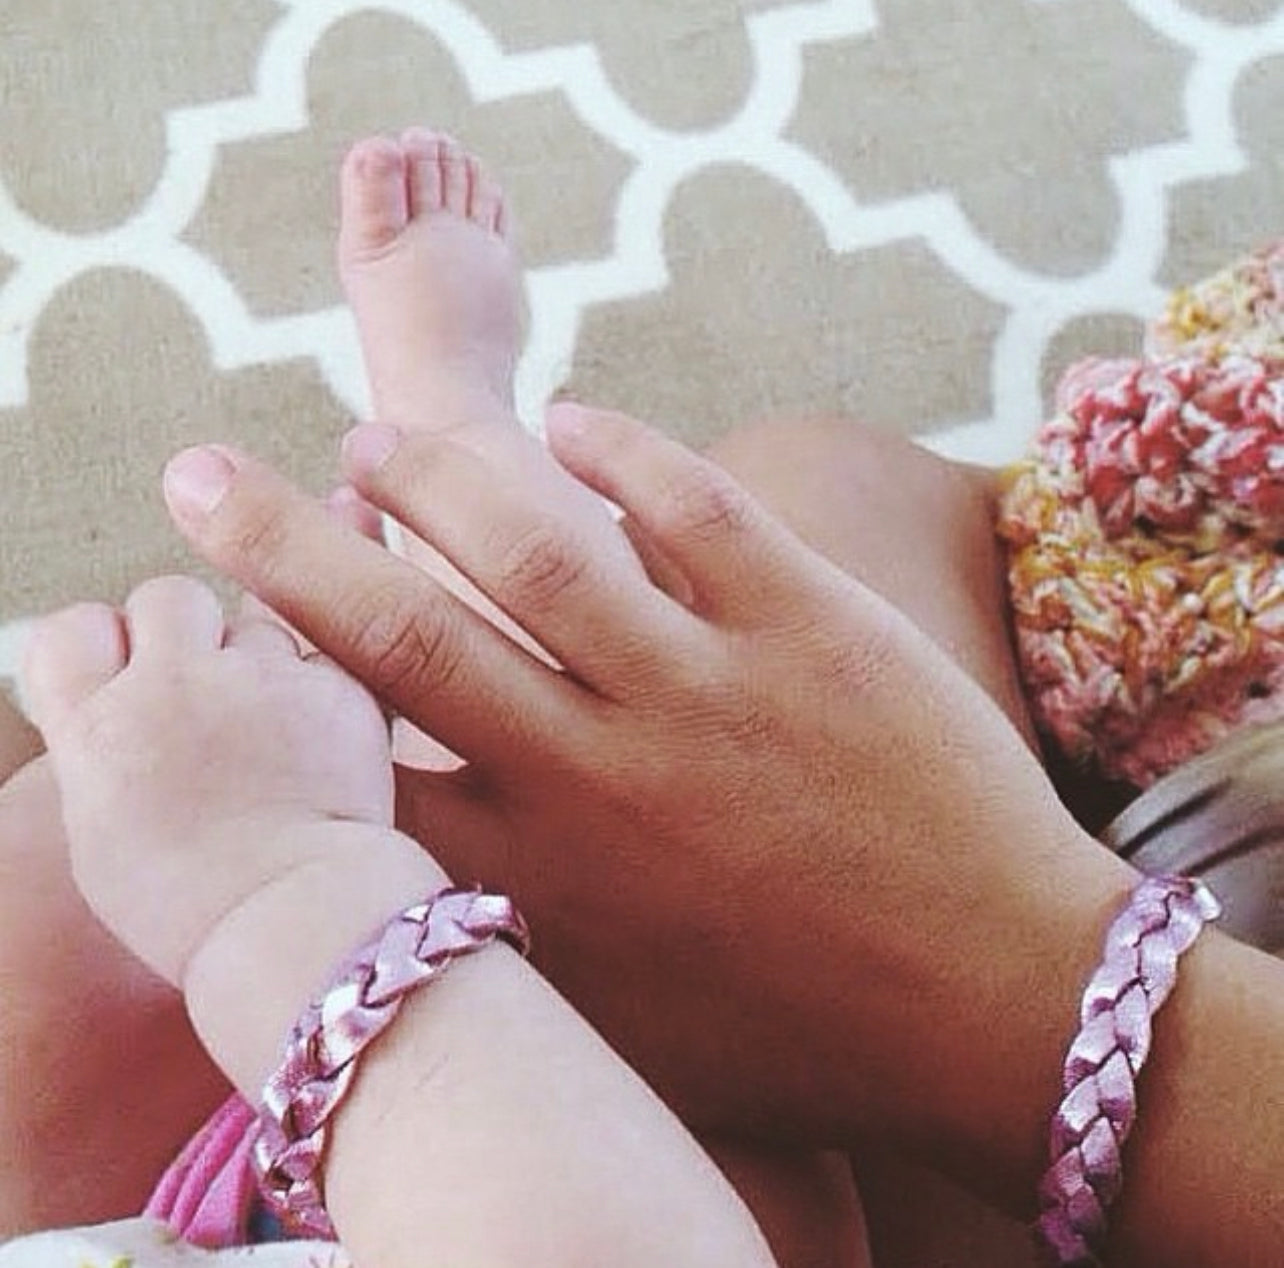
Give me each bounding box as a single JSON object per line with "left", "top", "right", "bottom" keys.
{"left": 331, "top": 128, "right": 870, "bottom": 1267}
{"left": 20, "top": 574, "right": 780, "bottom": 1268}
{"left": 0, "top": 124, "right": 1020, "bottom": 1263}
{"left": 0, "top": 702, "right": 231, "bottom": 1234}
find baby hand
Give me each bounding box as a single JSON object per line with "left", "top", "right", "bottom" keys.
{"left": 22, "top": 575, "right": 401, "bottom": 992}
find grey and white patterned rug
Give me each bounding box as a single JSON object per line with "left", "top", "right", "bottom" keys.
{"left": 2, "top": 0, "right": 1283, "bottom": 688}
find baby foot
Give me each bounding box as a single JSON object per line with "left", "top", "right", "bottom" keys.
{"left": 338, "top": 128, "right": 520, "bottom": 430}
{"left": 338, "top": 129, "right": 559, "bottom": 769}
{"left": 23, "top": 576, "right": 441, "bottom": 1091}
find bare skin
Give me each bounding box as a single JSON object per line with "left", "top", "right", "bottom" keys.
{"left": 160, "top": 396, "right": 1284, "bottom": 1266}
{"left": 0, "top": 693, "right": 228, "bottom": 1236}
{"left": 333, "top": 129, "right": 868, "bottom": 1267}
{"left": 703, "top": 419, "right": 1044, "bottom": 1265}
{"left": 0, "top": 123, "right": 1243, "bottom": 1264}
{"left": 0, "top": 490, "right": 422, "bottom": 1239}
{"left": 328, "top": 130, "right": 1123, "bottom": 1267}
{"left": 22, "top": 576, "right": 780, "bottom": 1268}
{"left": 336, "top": 127, "right": 1044, "bottom": 1263}
{"left": 336, "top": 129, "right": 640, "bottom": 659}
{"left": 0, "top": 133, "right": 864, "bottom": 1261}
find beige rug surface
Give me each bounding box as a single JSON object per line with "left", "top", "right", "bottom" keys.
{"left": 2, "top": 0, "right": 1283, "bottom": 681}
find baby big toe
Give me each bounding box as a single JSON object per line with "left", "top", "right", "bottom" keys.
{"left": 125, "top": 575, "right": 227, "bottom": 661}
{"left": 338, "top": 135, "right": 410, "bottom": 260}
{"left": 22, "top": 603, "right": 127, "bottom": 733}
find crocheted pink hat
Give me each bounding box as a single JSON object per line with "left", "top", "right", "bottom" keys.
{"left": 999, "top": 242, "right": 1284, "bottom": 789}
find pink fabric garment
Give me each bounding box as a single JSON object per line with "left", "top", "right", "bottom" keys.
{"left": 144, "top": 1095, "right": 260, "bottom": 1249}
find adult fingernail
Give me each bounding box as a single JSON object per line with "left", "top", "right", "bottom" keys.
{"left": 342, "top": 423, "right": 401, "bottom": 475}
{"left": 164, "top": 447, "right": 236, "bottom": 518}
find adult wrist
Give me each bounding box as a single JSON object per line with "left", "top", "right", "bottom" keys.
{"left": 1104, "top": 928, "right": 1284, "bottom": 1266}
{"left": 890, "top": 828, "right": 1139, "bottom": 1208}
{"left": 1036, "top": 875, "right": 1221, "bottom": 1263}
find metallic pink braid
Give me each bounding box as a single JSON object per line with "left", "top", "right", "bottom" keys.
{"left": 1036, "top": 875, "right": 1221, "bottom": 1266}
{"left": 254, "top": 886, "right": 530, "bottom": 1239}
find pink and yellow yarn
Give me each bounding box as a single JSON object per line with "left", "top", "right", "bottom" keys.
{"left": 999, "top": 242, "right": 1284, "bottom": 788}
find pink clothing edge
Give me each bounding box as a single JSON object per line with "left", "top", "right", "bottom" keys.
{"left": 144, "top": 1094, "right": 259, "bottom": 1249}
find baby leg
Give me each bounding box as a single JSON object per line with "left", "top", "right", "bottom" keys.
{"left": 336, "top": 129, "right": 630, "bottom": 641}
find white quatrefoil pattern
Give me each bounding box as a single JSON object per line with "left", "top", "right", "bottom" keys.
{"left": 2, "top": 0, "right": 1283, "bottom": 686}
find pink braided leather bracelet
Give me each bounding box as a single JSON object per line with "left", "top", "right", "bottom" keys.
{"left": 252, "top": 885, "right": 530, "bottom": 1239}
{"left": 1036, "top": 875, "right": 1221, "bottom": 1266}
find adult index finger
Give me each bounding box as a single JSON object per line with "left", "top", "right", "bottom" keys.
{"left": 163, "top": 444, "right": 588, "bottom": 771}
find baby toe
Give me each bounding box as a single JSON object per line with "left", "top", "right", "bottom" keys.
{"left": 438, "top": 134, "right": 471, "bottom": 218}
{"left": 338, "top": 135, "right": 410, "bottom": 261}
{"left": 400, "top": 126, "right": 446, "bottom": 218}
{"left": 225, "top": 616, "right": 301, "bottom": 659}
{"left": 470, "top": 165, "right": 506, "bottom": 236}
{"left": 22, "top": 603, "right": 128, "bottom": 733}
{"left": 125, "top": 576, "right": 227, "bottom": 660}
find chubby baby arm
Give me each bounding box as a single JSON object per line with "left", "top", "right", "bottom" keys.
{"left": 22, "top": 576, "right": 778, "bottom": 1268}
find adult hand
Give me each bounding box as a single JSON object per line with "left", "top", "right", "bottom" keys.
{"left": 160, "top": 406, "right": 1132, "bottom": 1186}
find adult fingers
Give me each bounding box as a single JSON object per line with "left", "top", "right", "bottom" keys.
{"left": 233, "top": 486, "right": 383, "bottom": 655}
{"left": 326, "top": 484, "right": 386, "bottom": 543}
{"left": 162, "top": 444, "right": 589, "bottom": 770}
{"left": 544, "top": 404, "right": 819, "bottom": 627}
{"left": 340, "top": 420, "right": 704, "bottom": 701}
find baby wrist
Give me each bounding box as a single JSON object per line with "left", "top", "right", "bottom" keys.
{"left": 254, "top": 886, "right": 530, "bottom": 1236}
{"left": 181, "top": 822, "right": 450, "bottom": 1098}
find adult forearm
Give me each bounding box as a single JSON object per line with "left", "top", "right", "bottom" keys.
{"left": 840, "top": 826, "right": 1284, "bottom": 1267}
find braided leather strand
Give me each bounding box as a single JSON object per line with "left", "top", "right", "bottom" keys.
{"left": 252, "top": 886, "right": 530, "bottom": 1238}
{"left": 1036, "top": 876, "right": 1220, "bottom": 1266}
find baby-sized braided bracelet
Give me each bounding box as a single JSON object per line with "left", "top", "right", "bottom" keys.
{"left": 1035, "top": 875, "right": 1221, "bottom": 1266}
{"left": 252, "top": 885, "right": 530, "bottom": 1239}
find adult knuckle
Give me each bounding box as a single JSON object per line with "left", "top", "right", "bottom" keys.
{"left": 809, "top": 615, "right": 899, "bottom": 696}
{"left": 353, "top": 598, "right": 463, "bottom": 700}
{"left": 496, "top": 521, "right": 590, "bottom": 613}
{"left": 692, "top": 667, "right": 784, "bottom": 754}
{"left": 218, "top": 497, "right": 292, "bottom": 571}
